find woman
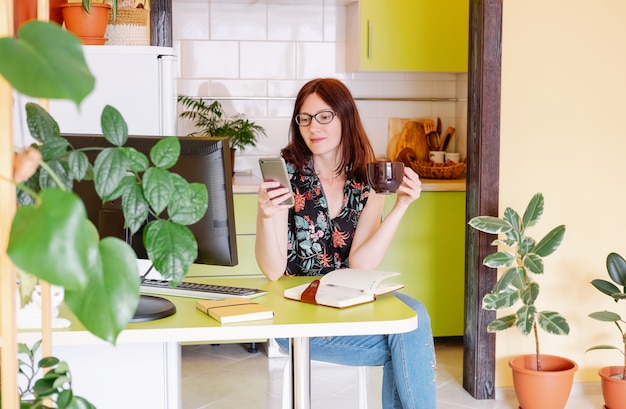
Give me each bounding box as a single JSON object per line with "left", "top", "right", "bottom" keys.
{"left": 255, "top": 78, "right": 436, "bottom": 409}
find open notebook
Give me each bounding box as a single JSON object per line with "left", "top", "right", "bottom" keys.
{"left": 283, "top": 268, "right": 403, "bottom": 308}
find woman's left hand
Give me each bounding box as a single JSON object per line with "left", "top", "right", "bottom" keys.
{"left": 395, "top": 166, "right": 421, "bottom": 206}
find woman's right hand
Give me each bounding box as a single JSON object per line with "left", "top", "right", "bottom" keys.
{"left": 256, "top": 181, "right": 291, "bottom": 280}
{"left": 257, "top": 181, "right": 293, "bottom": 218}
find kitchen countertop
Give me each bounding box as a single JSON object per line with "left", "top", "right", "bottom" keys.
{"left": 233, "top": 173, "right": 466, "bottom": 194}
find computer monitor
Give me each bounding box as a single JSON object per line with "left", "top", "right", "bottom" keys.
{"left": 62, "top": 134, "right": 239, "bottom": 321}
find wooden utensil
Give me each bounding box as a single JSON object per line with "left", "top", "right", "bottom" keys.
{"left": 422, "top": 119, "right": 437, "bottom": 135}
{"left": 426, "top": 131, "right": 441, "bottom": 151}
{"left": 440, "top": 126, "right": 455, "bottom": 151}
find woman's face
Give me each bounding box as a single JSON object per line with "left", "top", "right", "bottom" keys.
{"left": 297, "top": 93, "right": 342, "bottom": 158}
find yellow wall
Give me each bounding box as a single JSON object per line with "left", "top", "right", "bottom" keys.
{"left": 497, "top": 0, "right": 626, "bottom": 386}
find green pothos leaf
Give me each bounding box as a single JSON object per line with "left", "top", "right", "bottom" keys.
{"left": 144, "top": 220, "right": 197, "bottom": 284}
{"left": 0, "top": 21, "right": 94, "bottom": 104}
{"left": 64, "top": 237, "right": 140, "bottom": 344}
{"left": 8, "top": 188, "right": 95, "bottom": 290}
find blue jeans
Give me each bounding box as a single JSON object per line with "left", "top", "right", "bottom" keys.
{"left": 276, "top": 292, "right": 436, "bottom": 409}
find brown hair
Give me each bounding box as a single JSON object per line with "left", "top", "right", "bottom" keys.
{"left": 281, "top": 78, "right": 375, "bottom": 182}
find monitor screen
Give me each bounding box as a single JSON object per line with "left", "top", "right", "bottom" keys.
{"left": 62, "top": 134, "right": 239, "bottom": 269}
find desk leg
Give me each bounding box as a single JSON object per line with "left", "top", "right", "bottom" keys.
{"left": 165, "top": 342, "right": 182, "bottom": 409}
{"left": 289, "top": 337, "right": 310, "bottom": 409}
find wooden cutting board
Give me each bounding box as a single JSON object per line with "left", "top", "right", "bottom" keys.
{"left": 387, "top": 117, "right": 431, "bottom": 162}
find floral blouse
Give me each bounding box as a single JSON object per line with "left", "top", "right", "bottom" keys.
{"left": 284, "top": 160, "right": 371, "bottom": 277}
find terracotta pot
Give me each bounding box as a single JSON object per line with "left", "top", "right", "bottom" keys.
{"left": 50, "top": 0, "right": 66, "bottom": 26}
{"left": 508, "top": 354, "right": 578, "bottom": 409}
{"left": 599, "top": 366, "right": 626, "bottom": 409}
{"left": 60, "top": 2, "right": 111, "bottom": 44}
{"left": 13, "top": 0, "right": 36, "bottom": 34}
{"left": 13, "top": 0, "right": 64, "bottom": 35}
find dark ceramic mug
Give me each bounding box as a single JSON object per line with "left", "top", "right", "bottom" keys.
{"left": 366, "top": 161, "right": 404, "bottom": 194}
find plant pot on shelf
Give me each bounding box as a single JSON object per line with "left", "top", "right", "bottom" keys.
{"left": 14, "top": 0, "right": 65, "bottom": 34}
{"left": 509, "top": 354, "right": 578, "bottom": 409}
{"left": 60, "top": 2, "right": 111, "bottom": 45}
{"left": 105, "top": 6, "right": 150, "bottom": 45}
{"left": 598, "top": 366, "right": 626, "bottom": 409}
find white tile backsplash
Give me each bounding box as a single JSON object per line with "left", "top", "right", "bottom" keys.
{"left": 432, "top": 79, "right": 458, "bottom": 98}
{"left": 267, "top": 79, "right": 307, "bottom": 97}
{"left": 323, "top": 5, "right": 345, "bottom": 42}
{"left": 241, "top": 42, "right": 296, "bottom": 79}
{"left": 210, "top": 3, "right": 267, "bottom": 41}
{"left": 172, "top": 2, "right": 209, "bottom": 40}
{"left": 267, "top": 98, "right": 297, "bottom": 118}
{"left": 173, "top": 0, "right": 468, "bottom": 171}
{"left": 296, "top": 42, "right": 339, "bottom": 78}
{"left": 209, "top": 79, "right": 268, "bottom": 98}
{"left": 342, "top": 79, "right": 379, "bottom": 97}
{"left": 180, "top": 41, "right": 239, "bottom": 79}
{"left": 268, "top": 5, "right": 324, "bottom": 41}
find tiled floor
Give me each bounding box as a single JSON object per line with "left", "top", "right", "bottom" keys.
{"left": 181, "top": 337, "right": 605, "bottom": 409}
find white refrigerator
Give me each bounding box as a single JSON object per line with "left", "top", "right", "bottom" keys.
{"left": 13, "top": 45, "right": 177, "bottom": 148}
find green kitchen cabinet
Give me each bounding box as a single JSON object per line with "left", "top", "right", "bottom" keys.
{"left": 378, "top": 191, "right": 466, "bottom": 336}
{"left": 346, "top": 0, "right": 469, "bottom": 72}
{"left": 188, "top": 193, "right": 262, "bottom": 277}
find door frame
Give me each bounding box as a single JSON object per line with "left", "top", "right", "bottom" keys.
{"left": 463, "top": 0, "right": 502, "bottom": 399}
{"left": 148, "top": 0, "right": 503, "bottom": 400}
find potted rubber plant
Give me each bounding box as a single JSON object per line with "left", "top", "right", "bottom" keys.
{"left": 468, "top": 192, "right": 577, "bottom": 409}
{"left": 177, "top": 95, "right": 266, "bottom": 174}
{"left": 587, "top": 251, "right": 626, "bottom": 409}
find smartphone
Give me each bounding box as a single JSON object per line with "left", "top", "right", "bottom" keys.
{"left": 259, "top": 157, "right": 294, "bottom": 206}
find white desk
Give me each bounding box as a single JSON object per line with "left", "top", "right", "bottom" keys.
{"left": 17, "top": 276, "right": 417, "bottom": 409}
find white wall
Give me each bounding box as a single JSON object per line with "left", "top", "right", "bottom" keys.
{"left": 498, "top": 0, "right": 626, "bottom": 386}
{"left": 171, "top": 0, "right": 467, "bottom": 176}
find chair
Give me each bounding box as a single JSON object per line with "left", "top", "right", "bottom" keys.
{"left": 281, "top": 364, "right": 368, "bottom": 409}
{"left": 268, "top": 337, "right": 369, "bottom": 409}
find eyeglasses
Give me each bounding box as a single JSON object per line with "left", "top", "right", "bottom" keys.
{"left": 294, "top": 110, "right": 336, "bottom": 126}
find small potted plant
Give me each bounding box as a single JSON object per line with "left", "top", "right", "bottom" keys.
{"left": 587, "top": 251, "right": 626, "bottom": 409}
{"left": 60, "top": 0, "right": 119, "bottom": 43}
{"left": 13, "top": 341, "right": 95, "bottom": 408}
{"left": 177, "top": 95, "right": 266, "bottom": 174}
{"left": 468, "top": 192, "right": 576, "bottom": 409}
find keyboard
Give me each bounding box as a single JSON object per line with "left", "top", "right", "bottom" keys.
{"left": 140, "top": 278, "right": 268, "bottom": 300}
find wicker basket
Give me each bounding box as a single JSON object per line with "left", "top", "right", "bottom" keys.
{"left": 105, "top": 8, "right": 149, "bottom": 46}
{"left": 412, "top": 160, "right": 467, "bottom": 179}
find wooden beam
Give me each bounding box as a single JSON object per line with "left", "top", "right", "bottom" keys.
{"left": 36, "top": 0, "right": 54, "bottom": 370}
{"left": 150, "top": 0, "right": 172, "bottom": 47}
{"left": 1, "top": 0, "right": 19, "bottom": 407}
{"left": 463, "top": 0, "right": 502, "bottom": 400}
